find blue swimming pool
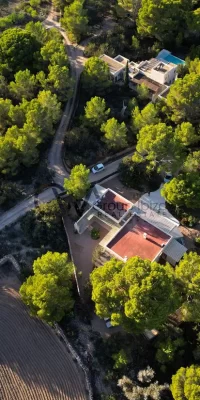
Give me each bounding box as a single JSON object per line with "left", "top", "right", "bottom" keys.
{"left": 164, "top": 54, "right": 185, "bottom": 65}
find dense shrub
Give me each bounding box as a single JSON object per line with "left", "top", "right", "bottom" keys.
{"left": 20, "top": 200, "right": 67, "bottom": 251}
{"left": 118, "top": 156, "right": 161, "bottom": 191}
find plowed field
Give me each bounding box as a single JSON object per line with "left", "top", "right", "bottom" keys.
{"left": 0, "top": 273, "right": 88, "bottom": 400}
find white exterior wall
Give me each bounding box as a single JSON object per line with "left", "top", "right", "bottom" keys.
{"left": 148, "top": 66, "right": 177, "bottom": 85}
{"left": 113, "top": 68, "right": 125, "bottom": 82}
{"left": 165, "top": 255, "right": 177, "bottom": 267}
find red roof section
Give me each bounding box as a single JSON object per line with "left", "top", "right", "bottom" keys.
{"left": 107, "top": 215, "right": 170, "bottom": 261}
{"left": 97, "top": 190, "right": 132, "bottom": 221}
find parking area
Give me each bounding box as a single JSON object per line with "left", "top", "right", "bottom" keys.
{"left": 102, "top": 176, "right": 142, "bottom": 203}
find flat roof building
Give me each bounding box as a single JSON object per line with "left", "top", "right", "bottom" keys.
{"left": 99, "top": 49, "right": 185, "bottom": 100}
{"left": 95, "top": 189, "right": 132, "bottom": 222}
{"left": 74, "top": 185, "right": 187, "bottom": 266}
{"left": 99, "top": 54, "right": 125, "bottom": 82}
{"left": 106, "top": 214, "right": 171, "bottom": 261}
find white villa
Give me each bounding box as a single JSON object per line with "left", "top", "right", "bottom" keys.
{"left": 100, "top": 49, "right": 185, "bottom": 101}
{"left": 75, "top": 184, "right": 187, "bottom": 267}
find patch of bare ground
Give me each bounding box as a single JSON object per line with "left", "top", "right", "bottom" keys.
{"left": 0, "top": 0, "right": 21, "bottom": 17}
{"left": 0, "top": 271, "right": 88, "bottom": 400}
{"left": 180, "top": 223, "right": 200, "bottom": 254}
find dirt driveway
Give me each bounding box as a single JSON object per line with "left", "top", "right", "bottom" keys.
{"left": 0, "top": 269, "right": 88, "bottom": 400}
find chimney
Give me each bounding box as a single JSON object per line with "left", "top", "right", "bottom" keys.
{"left": 124, "top": 256, "right": 128, "bottom": 262}
{"left": 143, "top": 233, "right": 147, "bottom": 240}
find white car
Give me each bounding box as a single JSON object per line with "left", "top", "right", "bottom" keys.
{"left": 91, "top": 163, "right": 105, "bottom": 174}
{"left": 164, "top": 173, "right": 173, "bottom": 183}
{"left": 104, "top": 318, "right": 112, "bottom": 329}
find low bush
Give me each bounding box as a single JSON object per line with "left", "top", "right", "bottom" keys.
{"left": 118, "top": 156, "right": 161, "bottom": 191}
{"left": 20, "top": 200, "right": 67, "bottom": 251}
{"left": 0, "top": 12, "right": 29, "bottom": 31}
{"left": 195, "top": 236, "right": 200, "bottom": 247}
{"left": 180, "top": 213, "right": 198, "bottom": 227}
{"left": 91, "top": 228, "right": 100, "bottom": 240}
{"left": 0, "top": 181, "right": 23, "bottom": 208}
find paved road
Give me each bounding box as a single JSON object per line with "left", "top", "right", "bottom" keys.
{"left": 45, "top": 10, "right": 87, "bottom": 186}
{"left": 0, "top": 9, "right": 133, "bottom": 230}
{"left": 89, "top": 157, "right": 124, "bottom": 183}
{"left": 0, "top": 154, "right": 128, "bottom": 230}
{"left": 0, "top": 188, "right": 58, "bottom": 230}
{"left": 44, "top": 11, "right": 131, "bottom": 186}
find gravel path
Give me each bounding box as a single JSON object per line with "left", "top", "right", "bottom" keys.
{"left": 0, "top": 275, "right": 88, "bottom": 400}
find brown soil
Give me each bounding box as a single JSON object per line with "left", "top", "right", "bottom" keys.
{"left": 180, "top": 223, "right": 200, "bottom": 254}
{"left": 0, "top": 272, "right": 88, "bottom": 400}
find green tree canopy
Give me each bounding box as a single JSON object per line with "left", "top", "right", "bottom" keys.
{"left": 0, "top": 90, "right": 61, "bottom": 175}
{"left": 84, "top": 96, "right": 110, "bottom": 128}
{"left": 175, "top": 122, "right": 199, "bottom": 146}
{"left": 90, "top": 257, "right": 181, "bottom": 333}
{"left": 25, "top": 90, "right": 61, "bottom": 139}
{"left": 136, "top": 83, "right": 149, "bottom": 100}
{"left": 62, "top": 0, "right": 88, "bottom": 42}
{"left": 161, "top": 172, "right": 200, "bottom": 208}
{"left": 156, "top": 337, "right": 185, "bottom": 365}
{"left": 175, "top": 252, "right": 200, "bottom": 322}
{"left": 0, "top": 181, "right": 22, "bottom": 206}
{"left": 25, "top": 21, "right": 48, "bottom": 44}
{"left": 134, "top": 123, "right": 185, "bottom": 173}
{"left": 188, "top": 58, "right": 200, "bottom": 75}
{"left": 21, "top": 200, "right": 66, "bottom": 251}
{"left": 0, "top": 28, "right": 40, "bottom": 76}
{"left": 132, "top": 103, "right": 160, "bottom": 132}
{"left": 20, "top": 251, "right": 74, "bottom": 323}
{"left": 137, "top": 0, "right": 191, "bottom": 42}
{"left": 166, "top": 73, "right": 200, "bottom": 123}
{"left": 47, "top": 64, "right": 72, "bottom": 101}
{"left": 183, "top": 151, "right": 200, "bottom": 173}
{"left": 101, "top": 118, "right": 128, "bottom": 150}
{"left": 112, "top": 349, "right": 129, "bottom": 370}
{"left": 9, "top": 69, "right": 36, "bottom": 101}
{"left": 32, "top": 251, "right": 73, "bottom": 280}
{"left": 171, "top": 365, "right": 200, "bottom": 400}
{"left": 0, "top": 98, "right": 12, "bottom": 134}
{"left": 118, "top": 0, "right": 142, "bottom": 19}
{"left": 0, "top": 124, "right": 39, "bottom": 175}
{"left": 82, "top": 57, "right": 111, "bottom": 95}
{"left": 40, "top": 38, "right": 63, "bottom": 62}
{"left": 187, "top": 8, "right": 200, "bottom": 36}
{"left": 0, "top": 25, "right": 68, "bottom": 176}
{"left": 0, "top": 74, "right": 8, "bottom": 98}
{"left": 64, "top": 163, "right": 90, "bottom": 200}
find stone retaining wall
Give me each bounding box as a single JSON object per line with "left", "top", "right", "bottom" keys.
{"left": 0, "top": 255, "right": 20, "bottom": 273}
{"left": 54, "top": 323, "right": 93, "bottom": 400}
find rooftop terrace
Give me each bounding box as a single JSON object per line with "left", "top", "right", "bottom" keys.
{"left": 100, "top": 54, "right": 124, "bottom": 74}
{"left": 107, "top": 215, "right": 171, "bottom": 261}
{"left": 131, "top": 73, "right": 165, "bottom": 94}
{"left": 96, "top": 189, "right": 132, "bottom": 221}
